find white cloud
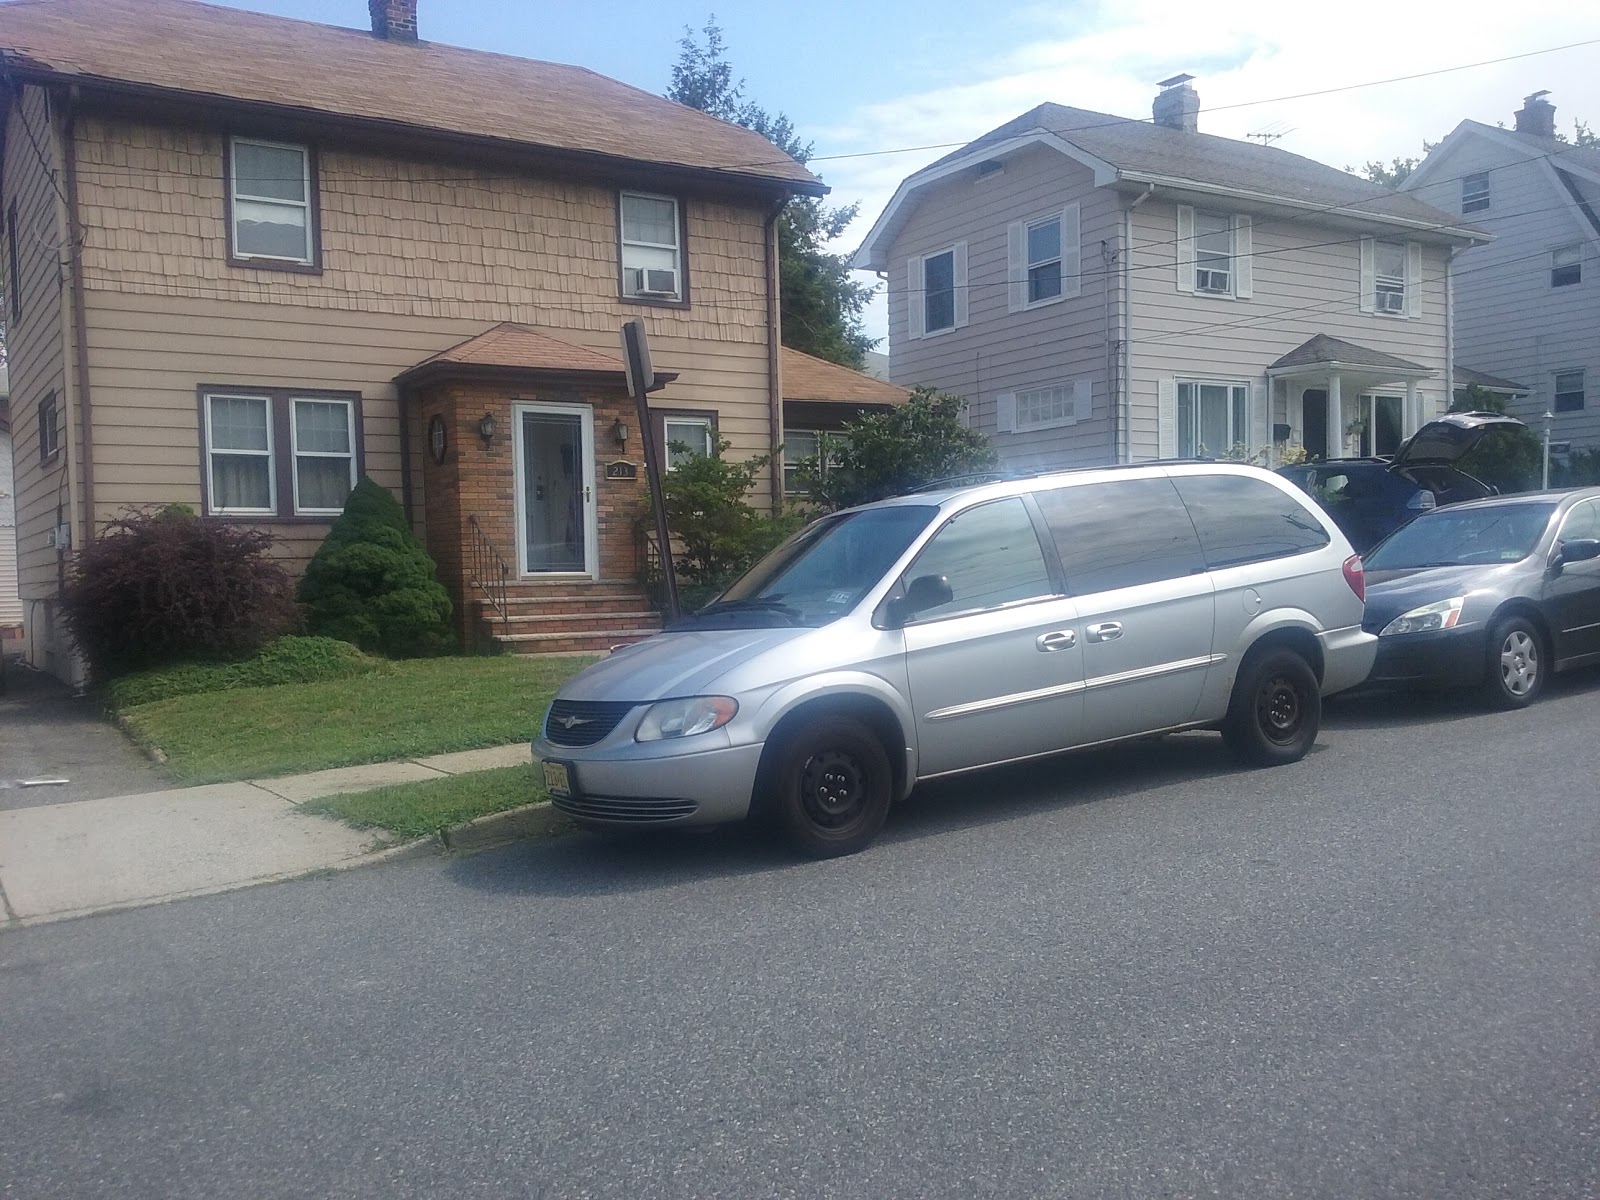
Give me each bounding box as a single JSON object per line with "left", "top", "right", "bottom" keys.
{"left": 821, "top": 0, "right": 1600, "bottom": 341}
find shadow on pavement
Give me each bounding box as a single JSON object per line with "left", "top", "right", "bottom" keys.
{"left": 1324, "top": 660, "right": 1600, "bottom": 731}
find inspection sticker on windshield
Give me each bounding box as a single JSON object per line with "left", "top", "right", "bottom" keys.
{"left": 542, "top": 761, "right": 571, "bottom": 797}
{"left": 826, "top": 590, "right": 853, "bottom": 606}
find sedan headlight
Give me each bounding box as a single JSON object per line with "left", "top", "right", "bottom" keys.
{"left": 635, "top": 696, "right": 739, "bottom": 742}
{"left": 1380, "top": 597, "right": 1465, "bottom": 637}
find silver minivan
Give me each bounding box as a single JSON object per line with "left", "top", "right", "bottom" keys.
{"left": 533, "top": 464, "right": 1375, "bottom": 857}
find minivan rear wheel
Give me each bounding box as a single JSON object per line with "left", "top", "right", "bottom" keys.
{"left": 770, "top": 717, "right": 892, "bottom": 858}
{"left": 1222, "top": 649, "right": 1321, "bottom": 766}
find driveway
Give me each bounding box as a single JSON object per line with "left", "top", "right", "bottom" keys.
{"left": 0, "top": 663, "right": 172, "bottom": 810}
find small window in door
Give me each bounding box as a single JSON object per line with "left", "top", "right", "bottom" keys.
{"left": 1034, "top": 478, "right": 1205, "bottom": 594}
{"left": 901, "top": 497, "right": 1053, "bottom": 622}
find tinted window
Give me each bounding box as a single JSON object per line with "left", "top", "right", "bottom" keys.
{"left": 1281, "top": 463, "right": 1417, "bottom": 506}
{"left": 1558, "top": 499, "right": 1600, "bottom": 543}
{"left": 1366, "top": 501, "right": 1559, "bottom": 569}
{"left": 1034, "top": 478, "right": 1205, "bottom": 594}
{"left": 1172, "top": 474, "right": 1331, "bottom": 568}
{"left": 902, "top": 498, "right": 1053, "bottom": 621}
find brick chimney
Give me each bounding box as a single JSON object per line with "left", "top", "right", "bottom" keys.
{"left": 1153, "top": 74, "right": 1199, "bottom": 133}
{"left": 1514, "top": 90, "right": 1556, "bottom": 138}
{"left": 369, "top": 0, "right": 418, "bottom": 41}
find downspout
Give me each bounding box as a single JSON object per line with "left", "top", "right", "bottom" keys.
{"left": 60, "top": 86, "right": 95, "bottom": 543}
{"left": 397, "top": 386, "right": 414, "bottom": 527}
{"left": 1122, "top": 184, "right": 1156, "bottom": 463}
{"left": 1445, "top": 243, "right": 1459, "bottom": 419}
{"left": 764, "top": 197, "right": 786, "bottom": 512}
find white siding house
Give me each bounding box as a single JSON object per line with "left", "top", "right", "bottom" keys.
{"left": 855, "top": 80, "right": 1485, "bottom": 472}
{"left": 0, "top": 366, "right": 23, "bottom": 640}
{"left": 1400, "top": 93, "right": 1600, "bottom": 449}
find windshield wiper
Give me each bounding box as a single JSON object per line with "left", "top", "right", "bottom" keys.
{"left": 671, "top": 597, "right": 805, "bottom": 627}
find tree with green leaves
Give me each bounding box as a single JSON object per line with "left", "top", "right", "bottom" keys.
{"left": 794, "top": 386, "right": 997, "bottom": 511}
{"left": 1449, "top": 384, "right": 1542, "bottom": 493}
{"left": 667, "top": 17, "right": 877, "bottom": 369}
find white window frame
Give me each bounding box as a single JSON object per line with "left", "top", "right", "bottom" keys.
{"left": 1552, "top": 244, "right": 1582, "bottom": 288}
{"left": 922, "top": 246, "right": 959, "bottom": 335}
{"left": 228, "top": 136, "right": 314, "bottom": 265}
{"left": 663, "top": 415, "right": 714, "bottom": 469}
{"left": 1372, "top": 239, "right": 1407, "bottom": 314}
{"left": 1461, "top": 172, "right": 1491, "bottom": 214}
{"left": 1192, "top": 210, "right": 1234, "bottom": 296}
{"left": 291, "top": 397, "right": 358, "bottom": 516}
{"left": 1026, "top": 215, "right": 1063, "bottom": 306}
{"left": 1176, "top": 206, "right": 1252, "bottom": 299}
{"left": 1554, "top": 370, "right": 1586, "bottom": 413}
{"left": 38, "top": 393, "right": 60, "bottom": 463}
{"left": 204, "top": 392, "right": 277, "bottom": 516}
{"left": 995, "top": 381, "right": 1089, "bottom": 434}
{"left": 1176, "top": 379, "right": 1251, "bottom": 458}
{"left": 619, "top": 191, "right": 683, "bottom": 301}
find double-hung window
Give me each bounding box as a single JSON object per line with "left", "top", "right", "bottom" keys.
{"left": 1461, "top": 172, "right": 1490, "bottom": 214}
{"left": 38, "top": 392, "right": 60, "bottom": 463}
{"left": 1552, "top": 245, "right": 1582, "bottom": 288}
{"left": 1373, "top": 240, "right": 1406, "bottom": 314}
{"left": 620, "top": 192, "right": 683, "bottom": 301}
{"left": 661, "top": 414, "right": 715, "bottom": 470}
{"left": 1555, "top": 370, "right": 1586, "bottom": 413}
{"left": 1026, "top": 217, "right": 1062, "bottom": 303}
{"left": 1177, "top": 381, "right": 1249, "bottom": 458}
{"left": 923, "top": 249, "right": 956, "bottom": 333}
{"left": 202, "top": 388, "right": 360, "bottom": 516}
{"left": 1193, "top": 211, "right": 1233, "bottom": 294}
{"left": 229, "top": 137, "right": 315, "bottom": 266}
{"left": 7, "top": 202, "right": 20, "bottom": 325}
{"left": 783, "top": 429, "right": 820, "bottom": 494}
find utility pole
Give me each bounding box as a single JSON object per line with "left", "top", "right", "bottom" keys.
{"left": 1543, "top": 411, "right": 1554, "bottom": 490}
{"left": 621, "top": 319, "right": 681, "bottom": 621}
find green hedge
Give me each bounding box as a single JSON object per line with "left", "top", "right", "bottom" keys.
{"left": 105, "top": 636, "right": 388, "bottom": 709}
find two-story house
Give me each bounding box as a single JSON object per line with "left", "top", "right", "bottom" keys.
{"left": 853, "top": 78, "right": 1484, "bottom": 473}
{"left": 0, "top": 0, "right": 823, "bottom": 681}
{"left": 1400, "top": 92, "right": 1599, "bottom": 449}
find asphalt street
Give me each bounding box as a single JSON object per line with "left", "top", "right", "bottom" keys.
{"left": 2, "top": 673, "right": 1597, "bottom": 1199}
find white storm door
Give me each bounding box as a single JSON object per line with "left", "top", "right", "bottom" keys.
{"left": 514, "top": 403, "right": 598, "bottom": 577}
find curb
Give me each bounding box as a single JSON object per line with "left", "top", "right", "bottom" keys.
{"left": 438, "top": 800, "right": 575, "bottom": 853}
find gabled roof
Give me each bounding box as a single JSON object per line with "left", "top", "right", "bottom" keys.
{"left": 1404, "top": 119, "right": 1600, "bottom": 190}
{"left": 780, "top": 347, "right": 908, "bottom": 407}
{"left": 1268, "top": 334, "right": 1428, "bottom": 374}
{"left": 855, "top": 102, "right": 1479, "bottom": 269}
{"left": 394, "top": 323, "right": 677, "bottom": 390}
{"left": 0, "top": 0, "right": 822, "bottom": 195}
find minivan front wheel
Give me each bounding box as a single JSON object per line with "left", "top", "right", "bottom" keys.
{"left": 1223, "top": 649, "right": 1321, "bottom": 766}
{"left": 770, "top": 717, "right": 892, "bottom": 858}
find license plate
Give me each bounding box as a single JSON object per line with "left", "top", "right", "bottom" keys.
{"left": 541, "top": 760, "right": 571, "bottom": 797}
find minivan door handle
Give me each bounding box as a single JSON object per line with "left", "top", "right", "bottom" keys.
{"left": 1036, "top": 630, "right": 1076, "bottom": 652}
{"left": 1086, "top": 621, "right": 1123, "bottom": 643}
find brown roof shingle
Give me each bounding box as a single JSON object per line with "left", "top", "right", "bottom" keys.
{"left": 0, "top": 0, "right": 822, "bottom": 194}
{"left": 1269, "top": 333, "right": 1427, "bottom": 373}
{"left": 781, "top": 347, "right": 908, "bottom": 407}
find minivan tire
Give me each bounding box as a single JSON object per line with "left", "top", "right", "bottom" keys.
{"left": 1482, "top": 615, "right": 1545, "bottom": 710}
{"left": 769, "top": 716, "right": 892, "bottom": 858}
{"left": 1222, "top": 648, "right": 1321, "bottom": 766}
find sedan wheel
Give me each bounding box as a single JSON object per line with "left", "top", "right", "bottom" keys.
{"left": 1484, "top": 617, "right": 1544, "bottom": 710}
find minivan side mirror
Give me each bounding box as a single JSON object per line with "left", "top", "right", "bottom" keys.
{"left": 883, "top": 573, "right": 955, "bottom": 628}
{"left": 1555, "top": 537, "right": 1600, "bottom": 568}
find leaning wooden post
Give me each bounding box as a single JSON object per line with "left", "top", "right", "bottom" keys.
{"left": 621, "top": 319, "right": 681, "bottom": 622}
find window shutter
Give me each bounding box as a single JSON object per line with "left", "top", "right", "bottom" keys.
{"left": 1007, "top": 221, "right": 1027, "bottom": 312}
{"left": 995, "top": 392, "right": 1016, "bottom": 434}
{"left": 1175, "top": 206, "right": 1195, "bottom": 294}
{"left": 1249, "top": 380, "right": 1268, "bottom": 456}
{"left": 1061, "top": 203, "right": 1082, "bottom": 299}
{"left": 1157, "top": 378, "right": 1177, "bottom": 458}
{"left": 1233, "top": 214, "right": 1253, "bottom": 299}
{"left": 953, "top": 240, "right": 969, "bottom": 328}
{"left": 1359, "top": 238, "right": 1376, "bottom": 314}
{"left": 907, "top": 256, "right": 924, "bottom": 339}
{"left": 1072, "top": 378, "right": 1091, "bottom": 422}
{"left": 1406, "top": 241, "right": 1423, "bottom": 319}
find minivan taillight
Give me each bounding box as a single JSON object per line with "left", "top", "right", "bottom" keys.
{"left": 1342, "top": 554, "right": 1366, "bottom": 603}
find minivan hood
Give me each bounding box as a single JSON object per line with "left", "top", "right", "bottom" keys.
{"left": 1392, "top": 412, "right": 1526, "bottom": 469}
{"left": 556, "top": 627, "right": 811, "bottom": 702}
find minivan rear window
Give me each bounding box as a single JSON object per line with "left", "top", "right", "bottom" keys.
{"left": 1171, "top": 474, "right": 1331, "bottom": 568}
{"left": 1034, "top": 478, "right": 1205, "bottom": 593}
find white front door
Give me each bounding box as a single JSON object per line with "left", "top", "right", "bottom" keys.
{"left": 513, "top": 402, "right": 598, "bottom": 578}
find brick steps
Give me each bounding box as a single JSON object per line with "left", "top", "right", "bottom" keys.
{"left": 492, "top": 628, "right": 662, "bottom": 655}
{"left": 471, "top": 579, "right": 663, "bottom": 656}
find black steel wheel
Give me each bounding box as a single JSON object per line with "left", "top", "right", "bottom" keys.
{"left": 770, "top": 717, "right": 892, "bottom": 858}
{"left": 1222, "top": 648, "right": 1321, "bottom": 766}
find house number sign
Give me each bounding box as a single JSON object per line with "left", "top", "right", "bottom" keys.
{"left": 604, "top": 460, "right": 638, "bottom": 480}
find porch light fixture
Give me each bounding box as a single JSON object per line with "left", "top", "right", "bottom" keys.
{"left": 477, "top": 411, "right": 497, "bottom": 448}
{"left": 612, "top": 418, "right": 629, "bottom": 446}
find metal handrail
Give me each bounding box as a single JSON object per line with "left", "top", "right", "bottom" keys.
{"left": 466, "top": 514, "right": 511, "bottom": 637}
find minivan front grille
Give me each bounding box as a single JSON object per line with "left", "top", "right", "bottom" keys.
{"left": 543, "top": 700, "right": 637, "bottom": 747}
{"left": 553, "top": 793, "right": 699, "bottom": 823}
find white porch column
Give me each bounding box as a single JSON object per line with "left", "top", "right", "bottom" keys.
{"left": 1328, "top": 372, "right": 1343, "bottom": 456}
{"left": 1405, "top": 380, "right": 1419, "bottom": 437}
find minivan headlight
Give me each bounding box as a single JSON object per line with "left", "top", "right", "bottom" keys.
{"left": 635, "top": 696, "right": 739, "bottom": 741}
{"left": 1380, "top": 597, "right": 1465, "bottom": 636}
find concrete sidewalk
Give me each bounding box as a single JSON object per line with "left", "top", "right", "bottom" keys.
{"left": 0, "top": 742, "right": 533, "bottom": 928}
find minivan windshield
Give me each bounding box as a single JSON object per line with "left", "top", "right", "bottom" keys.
{"left": 1365, "top": 500, "right": 1559, "bottom": 569}
{"left": 672, "top": 505, "right": 937, "bottom": 629}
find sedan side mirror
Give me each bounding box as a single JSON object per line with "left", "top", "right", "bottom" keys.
{"left": 1556, "top": 537, "right": 1600, "bottom": 568}
{"left": 882, "top": 573, "right": 955, "bottom": 628}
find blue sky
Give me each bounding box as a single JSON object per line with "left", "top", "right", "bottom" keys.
{"left": 212, "top": 1, "right": 1600, "bottom": 340}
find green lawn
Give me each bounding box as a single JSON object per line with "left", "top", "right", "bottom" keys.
{"left": 118, "top": 655, "right": 594, "bottom": 784}
{"left": 304, "top": 765, "right": 545, "bottom": 839}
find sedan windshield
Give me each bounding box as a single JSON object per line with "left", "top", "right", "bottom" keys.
{"left": 1365, "top": 501, "right": 1559, "bottom": 569}
{"left": 672, "top": 505, "right": 937, "bottom": 629}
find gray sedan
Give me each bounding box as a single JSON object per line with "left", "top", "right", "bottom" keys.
{"left": 1361, "top": 488, "right": 1600, "bottom": 707}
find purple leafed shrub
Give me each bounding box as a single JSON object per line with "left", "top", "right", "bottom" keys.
{"left": 62, "top": 506, "right": 300, "bottom": 680}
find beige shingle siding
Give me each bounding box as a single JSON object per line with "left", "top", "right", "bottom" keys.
{"left": 3, "top": 86, "right": 71, "bottom": 600}
{"left": 886, "top": 144, "right": 1123, "bottom": 471}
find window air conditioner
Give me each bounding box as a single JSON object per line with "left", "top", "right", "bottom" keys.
{"left": 1376, "top": 290, "right": 1405, "bottom": 313}
{"left": 628, "top": 267, "right": 678, "bottom": 297}
{"left": 1195, "top": 268, "right": 1230, "bottom": 293}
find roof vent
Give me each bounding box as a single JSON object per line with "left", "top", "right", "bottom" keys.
{"left": 1153, "top": 74, "right": 1199, "bottom": 134}
{"left": 369, "top": 0, "right": 418, "bottom": 41}
{"left": 1514, "top": 90, "right": 1555, "bottom": 138}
